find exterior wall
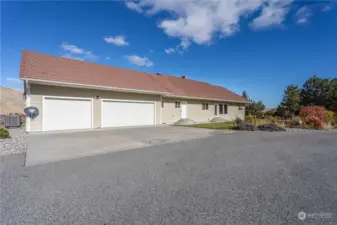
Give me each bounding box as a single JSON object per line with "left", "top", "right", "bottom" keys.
{"left": 28, "top": 83, "right": 246, "bottom": 132}
{"left": 227, "top": 104, "right": 245, "bottom": 121}
{"left": 29, "top": 84, "right": 161, "bottom": 132}
{"left": 161, "top": 97, "right": 182, "bottom": 124}
{"left": 187, "top": 100, "right": 245, "bottom": 122}
{"left": 161, "top": 98, "right": 246, "bottom": 124}
{"left": 187, "top": 100, "right": 215, "bottom": 122}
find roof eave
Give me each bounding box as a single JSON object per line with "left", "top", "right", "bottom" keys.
{"left": 20, "top": 78, "right": 171, "bottom": 96}
{"left": 163, "top": 94, "right": 249, "bottom": 104}
{"left": 20, "top": 78, "right": 249, "bottom": 104}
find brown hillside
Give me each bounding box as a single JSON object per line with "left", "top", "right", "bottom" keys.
{"left": 0, "top": 86, "right": 24, "bottom": 114}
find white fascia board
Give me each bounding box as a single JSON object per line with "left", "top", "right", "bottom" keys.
{"left": 20, "top": 78, "right": 170, "bottom": 96}
{"left": 162, "top": 94, "right": 249, "bottom": 104}
{"left": 21, "top": 78, "right": 249, "bottom": 104}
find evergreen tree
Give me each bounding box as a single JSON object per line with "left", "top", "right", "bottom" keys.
{"left": 278, "top": 85, "right": 301, "bottom": 117}
{"left": 246, "top": 100, "right": 265, "bottom": 118}
{"left": 242, "top": 90, "right": 249, "bottom": 100}
{"left": 300, "top": 75, "right": 329, "bottom": 107}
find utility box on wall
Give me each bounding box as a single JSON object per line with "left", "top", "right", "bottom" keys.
{"left": 4, "top": 115, "right": 21, "bottom": 128}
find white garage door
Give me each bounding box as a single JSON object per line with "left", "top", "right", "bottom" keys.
{"left": 102, "top": 100, "right": 155, "bottom": 128}
{"left": 43, "top": 97, "right": 92, "bottom": 131}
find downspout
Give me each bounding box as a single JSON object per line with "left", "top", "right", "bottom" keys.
{"left": 25, "top": 80, "right": 31, "bottom": 133}
{"left": 160, "top": 95, "right": 163, "bottom": 124}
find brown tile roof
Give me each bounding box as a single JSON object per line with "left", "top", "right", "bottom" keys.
{"left": 20, "top": 50, "right": 247, "bottom": 102}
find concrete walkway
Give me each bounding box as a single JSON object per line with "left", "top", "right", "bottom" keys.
{"left": 26, "top": 126, "right": 231, "bottom": 166}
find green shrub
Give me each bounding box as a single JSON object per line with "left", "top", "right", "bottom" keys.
{"left": 235, "top": 118, "right": 244, "bottom": 126}
{"left": 0, "top": 128, "right": 9, "bottom": 139}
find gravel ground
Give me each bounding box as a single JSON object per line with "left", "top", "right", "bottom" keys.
{"left": 1, "top": 132, "right": 337, "bottom": 224}
{"left": 0, "top": 128, "right": 27, "bottom": 156}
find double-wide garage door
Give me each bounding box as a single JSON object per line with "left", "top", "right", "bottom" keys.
{"left": 102, "top": 100, "right": 155, "bottom": 128}
{"left": 43, "top": 97, "right": 92, "bottom": 131}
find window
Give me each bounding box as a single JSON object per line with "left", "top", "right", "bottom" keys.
{"left": 175, "top": 102, "right": 180, "bottom": 108}
{"left": 238, "top": 107, "right": 243, "bottom": 110}
{"left": 224, "top": 104, "right": 228, "bottom": 114}
{"left": 202, "top": 103, "right": 209, "bottom": 110}
{"left": 219, "top": 104, "right": 223, "bottom": 114}
{"left": 161, "top": 101, "right": 164, "bottom": 108}
{"left": 219, "top": 104, "right": 228, "bottom": 114}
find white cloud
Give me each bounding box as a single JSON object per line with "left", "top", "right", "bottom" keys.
{"left": 124, "top": 0, "right": 296, "bottom": 49}
{"left": 60, "top": 43, "right": 96, "bottom": 59}
{"left": 5, "top": 77, "right": 21, "bottom": 83}
{"left": 125, "top": 55, "right": 153, "bottom": 67}
{"left": 61, "top": 54, "right": 84, "bottom": 61}
{"left": 165, "top": 48, "right": 175, "bottom": 54}
{"left": 106, "top": 56, "right": 111, "bottom": 60}
{"left": 104, "top": 36, "right": 129, "bottom": 46}
{"left": 126, "top": 1, "right": 144, "bottom": 13}
{"left": 294, "top": 6, "right": 312, "bottom": 24}
{"left": 164, "top": 38, "right": 191, "bottom": 54}
{"left": 250, "top": 0, "right": 293, "bottom": 29}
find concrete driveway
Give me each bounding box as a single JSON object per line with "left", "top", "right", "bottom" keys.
{"left": 26, "top": 126, "right": 229, "bottom": 166}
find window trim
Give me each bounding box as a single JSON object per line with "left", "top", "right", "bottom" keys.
{"left": 202, "top": 103, "right": 209, "bottom": 110}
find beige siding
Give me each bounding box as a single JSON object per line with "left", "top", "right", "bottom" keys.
{"left": 28, "top": 84, "right": 246, "bottom": 132}
{"left": 30, "top": 94, "right": 43, "bottom": 132}
{"left": 29, "top": 84, "right": 161, "bottom": 132}
{"left": 187, "top": 100, "right": 214, "bottom": 122}
{"left": 161, "top": 98, "right": 246, "bottom": 124}
{"left": 227, "top": 105, "right": 245, "bottom": 121}
{"left": 187, "top": 100, "right": 246, "bottom": 123}
{"left": 214, "top": 103, "right": 245, "bottom": 121}
{"left": 161, "top": 98, "right": 182, "bottom": 124}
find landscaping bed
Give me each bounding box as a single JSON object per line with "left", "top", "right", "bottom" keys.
{"left": 233, "top": 123, "right": 286, "bottom": 132}
{"left": 184, "top": 122, "right": 236, "bottom": 130}
{"left": 185, "top": 122, "right": 287, "bottom": 132}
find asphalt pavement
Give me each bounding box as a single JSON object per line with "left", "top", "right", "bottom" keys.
{"left": 1, "top": 131, "right": 337, "bottom": 224}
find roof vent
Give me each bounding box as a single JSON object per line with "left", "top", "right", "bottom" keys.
{"left": 181, "top": 75, "right": 187, "bottom": 79}
{"left": 156, "top": 73, "right": 161, "bottom": 75}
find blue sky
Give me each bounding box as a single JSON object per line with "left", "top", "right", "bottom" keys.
{"left": 1, "top": 0, "right": 336, "bottom": 107}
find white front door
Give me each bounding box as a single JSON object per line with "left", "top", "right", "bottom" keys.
{"left": 102, "top": 100, "right": 155, "bottom": 128}
{"left": 181, "top": 102, "right": 187, "bottom": 119}
{"left": 43, "top": 97, "right": 92, "bottom": 131}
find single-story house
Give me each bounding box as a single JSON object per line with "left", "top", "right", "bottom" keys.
{"left": 20, "top": 50, "right": 248, "bottom": 132}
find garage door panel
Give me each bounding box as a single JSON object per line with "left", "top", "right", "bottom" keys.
{"left": 44, "top": 98, "right": 92, "bottom": 131}
{"left": 102, "top": 100, "right": 155, "bottom": 128}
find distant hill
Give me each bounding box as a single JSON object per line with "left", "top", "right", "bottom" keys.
{"left": 0, "top": 86, "right": 24, "bottom": 115}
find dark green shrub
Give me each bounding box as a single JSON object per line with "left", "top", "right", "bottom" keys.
{"left": 235, "top": 118, "right": 244, "bottom": 126}
{"left": 0, "top": 128, "right": 9, "bottom": 139}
